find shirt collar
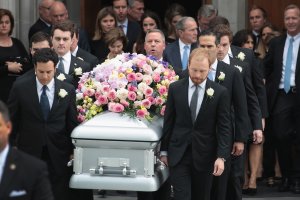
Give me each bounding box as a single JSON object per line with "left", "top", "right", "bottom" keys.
{"left": 0, "top": 145, "right": 9, "bottom": 169}
{"left": 222, "top": 54, "right": 230, "bottom": 65}
{"left": 60, "top": 51, "right": 71, "bottom": 61}
{"left": 211, "top": 59, "right": 218, "bottom": 71}
{"left": 228, "top": 46, "right": 233, "bottom": 57}
{"left": 36, "top": 77, "right": 55, "bottom": 91}
{"left": 179, "top": 39, "right": 191, "bottom": 50}
{"left": 189, "top": 77, "right": 207, "bottom": 89}
{"left": 287, "top": 32, "right": 300, "bottom": 40}
{"left": 117, "top": 18, "right": 128, "bottom": 27}
{"left": 72, "top": 46, "right": 79, "bottom": 57}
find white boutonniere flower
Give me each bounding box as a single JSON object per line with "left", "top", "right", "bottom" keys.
{"left": 218, "top": 71, "right": 225, "bottom": 81}
{"left": 74, "top": 67, "right": 83, "bottom": 76}
{"left": 236, "top": 52, "right": 245, "bottom": 61}
{"left": 57, "top": 73, "right": 66, "bottom": 81}
{"left": 235, "top": 65, "right": 243, "bottom": 72}
{"left": 58, "top": 89, "right": 68, "bottom": 98}
{"left": 206, "top": 87, "right": 214, "bottom": 98}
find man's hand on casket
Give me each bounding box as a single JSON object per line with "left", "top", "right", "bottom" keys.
{"left": 160, "top": 156, "right": 168, "bottom": 166}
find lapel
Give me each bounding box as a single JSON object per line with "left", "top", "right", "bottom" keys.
{"left": 173, "top": 40, "right": 183, "bottom": 69}
{"left": 0, "top": 148, "right": 17, "bottom": 197}
{"left": 28, "top": 75, "right": 45, "bottom": 119}
{"left": 69, "top": 56, "right": 76, "bottom": 75}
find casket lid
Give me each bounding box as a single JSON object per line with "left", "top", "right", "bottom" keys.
{"left": 72, "top": 112, "right": 163, "bottom": 142}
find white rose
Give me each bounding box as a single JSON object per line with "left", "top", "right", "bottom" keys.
{"left": 235, "top": 65, "right": 243, "bottom": 72}
{"left": 206, "top": 88, "right": 214, "bottom": 97}
{"left": 74, "top": 67, "right": 83, "bottom": 76}
{"left": 57, "top": 73, "right": 66, "bottom": 81}
{"left": 76, "top": 93, "right": 83, "bottom": 101}
{"left": 237, "top": 52, "right": 245, "bottom": 61}
{"left": 58, "top": 89, "right": 68, "bottom": 98}
{"left": 116, "top": 88, "right": 129, "bottom": 100}
{"left": 218, "top": 71, "right": 225, "bottom": 81}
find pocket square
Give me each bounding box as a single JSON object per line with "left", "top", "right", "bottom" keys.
{"left": 9, "top": 190, "right": 27, "bottom": 197}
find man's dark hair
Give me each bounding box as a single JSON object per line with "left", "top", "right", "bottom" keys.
{"left": 32, "top": 48, "right": 59, "bottom": 67}
{"left": 29, "top": 31, "right": 52, "bottom": 48}
{"left": 51, "top": 20, "right": 75, "bottom": 38}
{"left": 199, "top": 29, "right": 220, "bottom": 45}
{"left": 0, "top": 100, "right": 10, "bottom": 122}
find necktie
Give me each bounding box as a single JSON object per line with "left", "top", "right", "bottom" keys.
{"left": 182, "top": 45, "right": 189, "bottom": 70}
{"left": 57, "top": 57, "right": 65, "bottom": 73}
{"left": 40, "top": 85, "right": 50, "bottom": 120}
{"left": 119, "top": 24, "right": 125, "bottom": 34}
{"left": 190, "top": 85, "right": 199, "bottom": 123}
{"left": 208, "top": 69, "right": 215, "bottom": 81}
{"left": 284, "top": 37, "right": 294, "bottom": 93}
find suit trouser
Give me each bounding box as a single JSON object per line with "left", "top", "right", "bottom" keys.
{"left": 170, "top": 146, "right": 213, "bottom": 200}
{"left": 263, "top": 120, "right": 277, "bottom": 178}
{"left": 270, "top": 90, "right": 300, "bottom": 178}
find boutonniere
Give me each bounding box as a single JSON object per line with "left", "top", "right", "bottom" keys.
{"left": 57, "top": 73, "right": 66, "bottom": 81}
{"left": 217, "top": 71, "right": 225, "bottom": 81}
{"left": 206, "top": 87, "right": 214, "bottom": 99}
{"left": 235, "top": 65, "right": 243, "bottom": 72}
{"left": 236, "top": 52, "right": 245, "bottom": 61}
{"left": 58, "top": 89, "right": 68, "bottom": 98}
{"left": 74, "top": 67, "right": 83, "bottom": 76}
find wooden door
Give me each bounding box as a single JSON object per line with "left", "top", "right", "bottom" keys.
{"left": 248, "top": 0, "right": 300, "bottom": 31}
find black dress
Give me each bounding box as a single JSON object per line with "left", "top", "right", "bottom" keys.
{"left": 90, "top": 38, "right": 109, "bottom": 64}
{"left": 0, "top": 37, "right": 31, "bottom": 102}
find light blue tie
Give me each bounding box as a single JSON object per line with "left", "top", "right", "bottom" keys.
{"left": 57, "top": 57, "right": 65, "bottom": 73}
{"left": 284, "top": 37, "right": 294, "bottom": 93}
{"left": 182, "top": 45, "right": 189, "bottom": 70}
{"left": 208, "top": 69, "right": 215, "bottom": 81}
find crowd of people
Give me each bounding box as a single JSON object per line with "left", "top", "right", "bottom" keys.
{"left": 0, "top": 0, "right": 300, "bottom": 200}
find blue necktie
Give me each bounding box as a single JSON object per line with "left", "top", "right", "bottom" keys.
{"left": 40, "top": 85, "right": 50, "bottom": 120}
{"left": 190, "top": 85, "right": 199, "bottom": 123}
{"left": 208, "top": 69, "right": 215, "bottom": 81}
{"left": 182, "top": 45, "right": 189, "bottom": 70}
{"left": 57, "top": 57, "right": 65, "bottom": 73}
{"left": 284, "top": 37, "right": 294, "bottom": 93}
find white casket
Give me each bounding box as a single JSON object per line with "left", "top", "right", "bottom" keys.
{"left": 69, "top": 111, "right": 169, "bottom": 191}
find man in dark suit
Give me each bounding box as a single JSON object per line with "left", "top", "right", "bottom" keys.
{"left": 163, "top": 17, "right": 198, "bottom": 78}
{"left": 0, "top": 100, "right": 54, "bottom": 200}
{"left": 264, "top": 4, "right": 300, "bottom": 194}
{"left": 70, "top": 22, "right": 99, "bottom": 69}
{"left": 212, "top": 26, "right": 263, "bottom": 200}
{"left": 112, "top": 0, "right": 142, "bottom": 53}
{"left": 28, "top": 0, "right": 54, "bottom": 41}
{"left": 51, "top": 21, "right": 91, "bottom": 88}
{"left": 7, "top": 48, "right": 77, "bottom": 200}
{"left": 49, "top": 1, "right": 91, "bottom": 52}
{"left": 160, "top": 48, "right": 232, "bottom": 200}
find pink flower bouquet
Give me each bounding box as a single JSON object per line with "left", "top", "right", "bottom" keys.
{"left": 76, "top": 53, "right": 178, "bottom": 122}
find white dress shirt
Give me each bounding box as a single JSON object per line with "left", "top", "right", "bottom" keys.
{"left": 36, "top": 78, "right": 55, "bottom": 109}
{"left": 279, "top": 33, "right": 300, "bottom": 89}
{"left": 188, "top": 77, "right": 206, "bottom": 117}
{"left": 222, "top": 54, "right": 230, "bottom": 65}
{"left": 57, "top": 52, "right": 72, "bottom": 74}
{"left": 178, "top": 39, "right": 191, "bottom": 61}
{"left": 0, "top": 144, "right": 9, "bottom": 183}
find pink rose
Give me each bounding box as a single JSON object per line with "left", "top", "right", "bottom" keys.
{"left": 113, "top": 103, "right": 125, "bottom": 113}
{"left": 135, "top": 73, "right": 143, "bottom": 81}
{"left": 128, "top": 84, "right": 137, "bottom": 92}
{"left": 77, "top": 114, "right": 85, "bottom": 122}
{"left": 94, "top": 91, "right": 101, "bottom": 99}
{"left": 160, "top": 105, "right": 166, "bottom": 116}
{"left": 158, "top": 86, "right": 167, "bottom": 95}
{"left": 120, "top": 99, "right": 130, "bottom": 107}
{"left": 108, "top": 102, "right": 116, "bottom": 111}
{"left": 136, "top": 109, "right": 147, "bottom": 119}
{"left": 152, "top": 73, "right": 161, "bottom": 82}
{"left": 142, "top": 99, "right": 151, "bottom": 109}
{"left": 108, "top": 90, "right": 117, "bottom": 100}
{"left": 128, "top": 91, "right": 137, "bottom": 101}
{"left": 127, "top": 73, "right": 137, "bottom": 82}
{"left": 155, "top": 97, "right": 164, "bottom": 105}
{"left": 97, "top": 95, "right": 108, "bottom": 104}
{"left": 85, "top": 88, "right": 95, "bottom": 97}
{"left": 144, "top": 87, "right": 153, "bottom": 97}
{"left": 147, "top": 96, "right": 155, "bottom": 104}
{"left": 102, "top": 85, "right": 110, "bottom": 93}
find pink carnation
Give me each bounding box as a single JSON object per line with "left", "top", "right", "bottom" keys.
{"left": 128, "top": 91, "right": 137, "bottom": 101}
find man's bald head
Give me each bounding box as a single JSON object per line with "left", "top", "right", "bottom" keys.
{"left": 49, "top": 1, "right": 68, "bottom": 25}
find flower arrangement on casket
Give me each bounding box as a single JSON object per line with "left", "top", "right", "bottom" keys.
{"left": 76, "top": 53, "right": 179, "bottom": 122}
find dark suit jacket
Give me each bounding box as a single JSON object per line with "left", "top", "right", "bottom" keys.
{"left": 125, "top": 20, "right": 142, "bottom": 53}
{"left": 161, "top": 78, "right": 232, "bottom": 171}
{"left": 75, "top": 47, "right": 99, "bottom": 69}
{"left": 163, "top": 40, "right": 198, "bottom": 78}
{"left": 215, "top": 61, "right": 251, "bottom": 142}
{"left": 231, "top": 45, "right": 268, "bottom": 118}
{"left": 0, "top": 147, "right": 53, "bottom": 200}
{"left": 229, "top": 57, "right": 262, "bottom": 131}
{"left": 28, "top": 18, "right": 51, "bottom": 41}
{"left": 8, "top": 76, "right": 78, "bottom": 176}
{"left": 264, "top": 34, "right": 300, "bottom": 112}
